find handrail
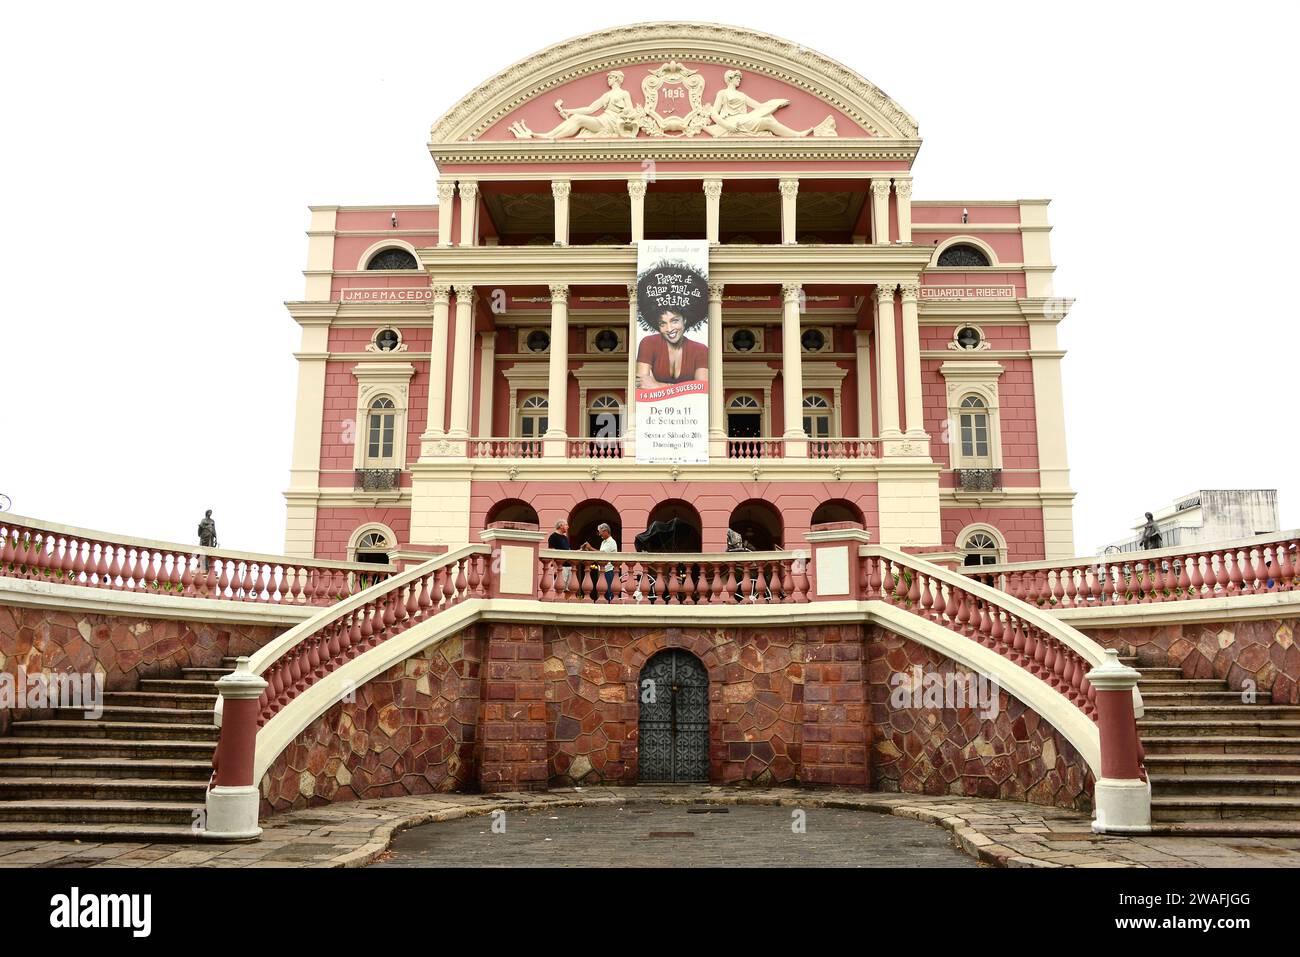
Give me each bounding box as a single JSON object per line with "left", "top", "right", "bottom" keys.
{"left": 0, "top": 512, "right": 394, "bottom": 606}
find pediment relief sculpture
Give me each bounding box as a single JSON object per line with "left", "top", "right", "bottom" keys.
{"left": 507, "top": 63, "right": 837, "bottom": 140}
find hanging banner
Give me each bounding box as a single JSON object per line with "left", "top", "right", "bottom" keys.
{"left": 634, "top": 240, "right": 710, "bottom": 464}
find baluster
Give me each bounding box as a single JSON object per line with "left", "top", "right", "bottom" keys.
{"left": 632, "top": 562, "right": 647, "bottom": 603}
{"left": 868, "top": 556, "right": 883, "bottom": 601}
{"left": 793, "top": 554, "right": 811, "bottom": 603}
{"left": 1175, "top": 555, "right": 1192, "bottom": 599}
{"left": 780, "top": 559, "right": 795, "bottom": 604}
{"left": 918, "top": 572, "right": 933, "bottom": 617}
{"left": 436, "top": 565, "right": 451, "bottom": 608}
{"left": 541, "top": 560, "right": 557, "bottom": 600}
{"left": 989, "top": 605, "right": 1005, "bottom": 653}
{"left": 1251, "top": 547, "right": 1268, "bottom": 594}
{"left": 680, "top": 563, "right": 696, "bottom": 605}
{"left": 1030, "top": 627, "right": 1047, "bottom": 677}
{"left": 1049, "top": 569, "right": 1065, "bottom": 606}
{"left": 722, "top": 562, "right": 739, "bottom": 604}
{"left": 1275, "top": 544, "right": 1295, "bottom": 592}
{"left": 1225, "top": 549, "right": 1245, "bottom": 596}
{"left": 466, "top": 555, "right": 482, "bottom": 598}
{"left": 906, "top": 568, "right": 920, "bottom": 606}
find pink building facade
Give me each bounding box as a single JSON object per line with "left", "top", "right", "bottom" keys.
{"left": 283, "top": 23, "right": 1075, "bottom": 567}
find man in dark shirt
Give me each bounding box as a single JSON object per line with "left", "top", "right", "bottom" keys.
{"left": 547, "top": 519, "right": 572, "bottom": 592}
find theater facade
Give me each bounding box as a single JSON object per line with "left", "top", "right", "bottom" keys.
{"left": 283, "top": 21, "right": 1075, "bottom": 567}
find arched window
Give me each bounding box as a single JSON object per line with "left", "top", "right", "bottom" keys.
{"left": 366, "top": 248, "right": 418, "bottom": 270}
{"left": 937, "top": 243, "right": 991, "bottom": 267}
{"left": 366, "top": 396, "right": 397, "bottom": 465}
{"left": 518, "top": 393, "right": 548, "bottom": 440}
{"left": 802, "top": 393, "right": 832, "bottom": 439}
{"left": 958, "top": 395, "right": 991, "bottom": 465}
{"left": 587, "top": 393, "right": 622, "bottom": 438}
{"left": 962, "top": 531, "right": 1001, "bottom": 567}
{"left": 354, "top": 529, "right": 392, "bottom": 565}
{"left": 727, "top": 393, "right": 762, "bottom": 442}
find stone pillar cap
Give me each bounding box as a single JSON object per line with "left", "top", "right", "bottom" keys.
{"left": 1085, "top": 649, "right": 1142, "bottom": 691}
{"left": 215, "top": 657, "right": 269, "bottom": 699}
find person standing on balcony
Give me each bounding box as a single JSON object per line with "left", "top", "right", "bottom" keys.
{"left": 548, "top": 519, "right": 572, "bottom": 591}
{"left": 580, "top": 523, "right": 619, "bottom": 601}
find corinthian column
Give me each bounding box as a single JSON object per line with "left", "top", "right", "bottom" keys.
{"left": 628, "top": 179, "right": 646, "bottom": 243}
{"left": 545, "top": 283, "right": 569, "bottom": 456}
{"left": 899, "top": 281, "right": 925, "bottom": 440}
{"left": 708, "top": 281, "right": 725, "bottom": 457}
{"left": 458, "top": 181, "right": 479, "bottom": 247}
{"left": 871, "top": 179, "right": 892, "bottom": 245}
{"left": 552, "top": 180, "right": 571, "bottom": 246}
{"left": 874, "top": 284, "right": 901, "bottom": 437}
{"left": 893, "top": 176, "right": 913, "bottom": 243}
{"left": 781, "top": 282, "right": 807, "bottom": 456}
{"left": 437, "top": 181, "right": 455, "bottom": 247}
{"left": 424, "top": 284, "right": 452, "bottom": 440}
{"left": 779, "top": 178, "right": 799, "bottom": 244}
{"left": 703, "top": 179, "right": 723, "bottom": 244}
{"left": 446, "top": 285, "right": 476, "bottom": 440}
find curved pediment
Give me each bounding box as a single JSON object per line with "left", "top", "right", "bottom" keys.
{"left": 429, "top": 21, "right": 919, "bottom": 147}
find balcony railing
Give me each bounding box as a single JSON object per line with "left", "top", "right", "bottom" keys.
{"left": 469, "top": 438, "right": 543, "bottom": 458}
{"left": 726, "top": 437, "right": 784, "bottom": 459}
{"left": 808, "top": 438, "right": 877, "bottom": 459}
{"left": 954, "top": 468, "right": 1002, "bottom": 492}
{"left": 354, "top": 468, "right": 401, "bottom": 491}
{"left": 462, "top": 436, "right": 882, "bottom": 462}
{"left": 567, "top": 437, "right": 624, "bottom": 459}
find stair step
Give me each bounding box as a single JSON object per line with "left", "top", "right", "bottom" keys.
{"left": 1136, "top": 679, "right": 1232, "bottom": 692}
{"left": 1140, "top": 692, "right": 1273, "bottom": 706}
{"left": 0, "top": 821, "right": 206, "bottom": 843}
{"left": 0, "top": 799, "right": 202, "bottom": 826}
{"left": 1141, "top": 736, "right": 1300, "bottom": 755}
{"left": 1141, "top": 707, "right": 1300, "bottom": 722}
{"left": 103, "top": 692, "right": 218, "bottom": 710}
{"left": 1148, "top": 820, "right": 1300, "bottom": 838}
{"left": 139, "top": 679, "right": 220, "bottom": 694}
{"left": 0, "top": 738, "right": 217, "bottom": 761}
{"left": 1134, "top": 667, "right": 1191, "bottom": 678}
{"left": 9, "top": 720, "right": 218, "bottom": 742}
{"left": 1149, "top": 774, "right": 1300, "bottom": 798}
{"left": 1151, "top": 796, "right": 1300, "bottom": 822}
{"left": 180, "top": 668, "right": 232, "bottom": 680}
{"left": 52, "top": 705, "right": 217, "bottom": 725}
{"left": 0, "top": 777, "right": 209, "bottom": 802}
{"left": 1145, "top": 754, "right": 1300, "bottom": 775}
{"left": 1139, "top": 720, "right": 1300, "bottom": 738}
{"left": 0, "top": 756, "right": 213, "bottom": 781}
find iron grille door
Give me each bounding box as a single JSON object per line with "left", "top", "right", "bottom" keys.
{"left": 638, "top": 650, "right": 709, "bottom": 783}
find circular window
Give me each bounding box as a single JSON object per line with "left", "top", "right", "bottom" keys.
{"left": 731, "top": 329, "right": 757, "bottom": 353}
{"left": 375, "top": 329, "right": 400, "bottom": 352}
{"left": 956, "top": 326, "right": 982, "bottom": 350}
{"left": 801, "top": 328, "right": 826, "bottom": 353}
{"left": 593, "top": 329, "right": 619, "bottom": 353}
{"left": 525, "top": 330, "right": 551, "bottom": 353}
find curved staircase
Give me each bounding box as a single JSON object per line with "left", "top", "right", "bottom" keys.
{"left": 1130, "top": 655, "right": 1300, "bottom": 836}
{"left": 0, "top": 661, "right": 235, "bottom": 842}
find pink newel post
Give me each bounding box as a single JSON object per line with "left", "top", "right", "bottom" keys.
{"left": 203, "top": 658, "right": 269, "bottom": 842}
{"left": 480, "top": 521, "right": 544, "bottom": 598}
{"left": 1086, "top": 649, "right": 1151, "bottom": 834}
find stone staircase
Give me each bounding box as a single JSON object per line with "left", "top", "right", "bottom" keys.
{"left": 1129, "top": 654, "right": 1300, "bottom": 836}
{"left": 0, "top": 659, "right": 236, "bottom": 842}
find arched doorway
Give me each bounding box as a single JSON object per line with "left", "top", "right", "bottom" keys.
{"left": 568, "top": 499, "right": 622, "bottom": 552}
{"left": 638, "top": 649, "right": 709, "bottom": 783}
{"left": 729, "top": 499, "right": 784, "bottom": 550}
{"left": 642, "top": 499, "right": 703, "bottom": 552}
{"left": 486, "top": 498, "right": 539, "bottom": 527}
{"left": 811, "top": 499, "right": 865, "bottom": 527}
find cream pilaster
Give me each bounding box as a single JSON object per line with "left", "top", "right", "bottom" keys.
{"left": 703, "top": 179, "right": 723, "bottom": 244}
{"left": 893, "top": 176, "right": 913, "bottom": 243}
{"left": 458, "top": 181, "right": 479, "bottom": 247}
{"left": 780, "top": 282, "right": 806, "bottom": 456}
{"left": 628, "top": 179, "right": 646, "bottom": 243}
{"left": 446, "top": 285, "right": 476, "bottom": 440}
{"left": 477, "top": 331, "right": 496, "bottom": 437}
{"left": 545, "top": 283, "right": 570, "bottom": 455}
{"left": 552, "top": 180, "right": 571, "bottom": 246}
{"left": 779, "top": 178, "right": 798, "bottom": 244}
{"left": 874, "top": 284, "right": 901, "bottom": 437}
{"left": 423, "top": 284, "right": 451, "bottom": 441}
{"left": 437, "top": 181, "right": 455, "bottom": 247}
{"left": 284, "top": 316, "right": 331, "bottom": 557}
{"left": 1028, "top": 311, "right": 1076, "bottom": 558}
{"left": 899, "top": 281, "right": 926, "bottom": 444}
{"left": 303, "top": 206, "right": 336, "bottom": 301}
{"left": 871, "top": 179, "right": 892, "bottom": 245}
{"left": 708, "top": 281, "right": 725, "bottom": 456}
{"left": 854, "top": 329, "right": 873, "bottom": 439}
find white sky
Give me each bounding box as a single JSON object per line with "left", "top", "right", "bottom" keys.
{"left": 2, "top": 1, "right": 1296, "bottom": 556}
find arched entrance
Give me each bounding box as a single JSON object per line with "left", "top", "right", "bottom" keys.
{"left": 729, "top": 499, "right": 784, "bottom": 550}
{"left": 486, "top": 498, "right": 539, "bottom": 526}
{"left": 568, "top": 499, "right": 621, "bottom": 552}
{"left": 811, "top": 499, "right": 865, "bottom": 527}
{"left": 642, "top": 499, "right": 703, "bottom": 552}
{"left": 637, "top": 649, "right": 709, "bottom": 783}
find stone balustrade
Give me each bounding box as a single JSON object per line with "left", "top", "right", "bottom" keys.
{"left": 0, "top": 513, "right": 393, "bottom": 607}
{"left": 457, "top": 436, "right": 884, "bottom": 461}
{"left": 537, "top": 549, "right": 811, "bottom": 604}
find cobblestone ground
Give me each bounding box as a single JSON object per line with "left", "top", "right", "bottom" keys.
{"left": 1, "top": 788, "right": 1299, "bottom": 868}
{"left": 371, "top": 802, "right": 980, "bottom": 868}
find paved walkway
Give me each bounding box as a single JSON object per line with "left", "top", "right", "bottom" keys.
{"left": 1, "top": 788, "right": 1298, "bottom": 868}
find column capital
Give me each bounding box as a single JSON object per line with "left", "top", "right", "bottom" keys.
{"left": 626, "top": 281, "right": 636, "bottom": 298}
{"left": 549, "top": 282, "right": 570, "bottom": 301}
{"left": 702, "top": 179, "right": 723, "bottom": 199}
{"left": 781, "top": 282, "right": 802, "bottom": 303}
{"left": 892, "top": 177, "right": 913, "bottom": 199}
{"left": 871, "top": 178, "right": 893, "bottom": 198}
{"left": 437, "top": 180, "right": 457, "bottom": 203}
{"left": 627, "top": 178, "right": 647, "bottom": 199}
{"left": 458, "top": 180, "right": 479, "bottom": 200}
{"left": 480, "top": 329, "right": 497, "bottom": 345}
{"left": 708, "top": 281, "right": 725, "bottom": 302}
{"left": 551, "top": 180, "right": 572, "bottom": 200}
{"left": 778, "top": 178, "right": 799, "bottom": 198}
{"left": 432, "top": 284, "right": 452, "bottom": 305}
{"left": 453, "top": 283, "right": 476, "bottom": 302}
{"left": 899, "top": 281, "right": 921, "bottom": 302}
{"left": 875, "top": 283, "right": 897, "bottom": 304}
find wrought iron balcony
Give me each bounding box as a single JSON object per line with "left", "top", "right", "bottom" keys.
{"left": 354, "top": 468, "right": 401, "bottom": 491}
{"left": 954, "top": 468, "right": 1002, "bottom": 492}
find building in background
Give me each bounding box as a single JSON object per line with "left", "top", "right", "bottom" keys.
{"left": 282, "top": 22, "right": 1076, "bottom": 567}
{"left": 1101, "top": 489, "right": 1281, "bottom": 553}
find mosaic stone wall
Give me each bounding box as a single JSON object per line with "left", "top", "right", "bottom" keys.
{"left": 866, "top": 628, "right": 1094, "bottom": 811}
{"left": 1077, "top": 616, "right": 1299, "bottom": 705}
{"left": 258, "top": 629, "right": 482, "bottom": 813}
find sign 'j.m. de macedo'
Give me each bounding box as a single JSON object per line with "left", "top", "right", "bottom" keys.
{"left": 633, "top": 240, "right": 710, "bottom": 464}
